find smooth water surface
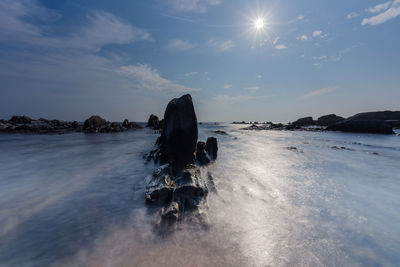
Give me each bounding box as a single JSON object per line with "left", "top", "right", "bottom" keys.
{"left": 0, "top": 125, "right": 399, "bottom": 266}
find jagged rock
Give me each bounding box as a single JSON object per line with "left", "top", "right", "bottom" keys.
{"left": 348, "top": 111, "right": 400, "bottom": 121}
{"left": 317, "top": 114, "right": 345, "bottom": 126}
{"left": 145, "top": 164, "right": 174, "bottom": 206}
{"left": 122, "top": 119, "right": 130, "bottom": 128}
{"left": 206, "top": 137, "right": 218, "bottom": 160}
{"left": 147, "top": 114, "right": 161, "bottom": 129}
{"left": 157, "top": 94, "right": 198, "bottom": 173}
{"left": 196, "top": 142, "right": 210, "bottom": 165}
{"left": 292, "top": 116, "right": 315, "bottom": 126}
{"left": 83, "top": 115, "right": 107, "bottom": 133}
{"left": 327, "top": 120, "right": 394, "bottom": 134}
{"left": 10, "top": 115, "right": 32, "bottom": 124}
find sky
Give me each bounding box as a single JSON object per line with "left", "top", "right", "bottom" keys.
{"left": 0, "top": 0, "right": 399, "bottom": 122}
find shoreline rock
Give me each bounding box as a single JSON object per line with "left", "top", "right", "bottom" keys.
{"left": 145, "top": 94, "right": 218, "bottom": 230}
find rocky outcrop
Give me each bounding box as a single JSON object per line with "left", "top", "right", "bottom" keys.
{"left": 145, "top": 94, "right": 218, "bottom": 229}
{"left": 292, "top": 116, "right": 315, "bottom": 126}
{"left": 156, "top": 94, "right": 198, "bottom": 173}
{"left": 317, "top": 114, "right": 345, "bottom": 126}
{"left": 0, "top": 115, "right": 142, "bottom": 134}
{"left": 146, "top": 114, "right": 161, "bottom": 129}
{"left": 327, "top": 120, "right": 394, "bottom": 134}
{"left": 348, "top": 111, "right": 400, "bottom": 121}
{"left": 10, "top": 115, "right": 32, "bottom": 124}
{"left": 83, "top": 115, "right": 107, "bottom": 132}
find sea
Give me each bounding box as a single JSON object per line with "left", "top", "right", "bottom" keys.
{"left": 0, "top": 124, "right": 399, "bottom": 266}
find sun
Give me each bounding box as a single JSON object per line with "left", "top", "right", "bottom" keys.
{"left": 254, "top": 18, "right": 265, "bottom": 30}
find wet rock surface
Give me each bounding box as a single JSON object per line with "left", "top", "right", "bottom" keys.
{"left": 145, "top": 94, "right": 218, "bottom": 230}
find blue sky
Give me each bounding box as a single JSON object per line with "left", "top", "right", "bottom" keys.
{"left": 0, "top": 0, "right": 399, "bottom": 122}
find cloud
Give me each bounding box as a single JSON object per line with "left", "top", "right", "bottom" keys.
{"left": 297, "top": 15, "right": 305, "bottom": 20}
{"left": 257, "top": 74, "right": 262, "bottom": 79}
{"left": 245, "top": 86, "right": 260, "bottom": 91}
{"left": 222, "top": 84, "right": 232, "bottom": 89}
{"left": 184, "top": 71, "right": 198, "bottom": 77}
{"left": 208, "top": 39, "right": 236, "bottom": 52}
{"left": 118, "top": 64, "right": 198, "bottom": 93}
{"left": 347, "top": 12, "right": 360, "bottom": 19}
{"left": 312, "top": 30, "right": 322, "bottom": 38}
{"left": 362, "top": 0, "right": 400, "bottom": 25}
{"left": 366, "top": 1, "right": 393, "bottom": 13}
{"left": 313, "top": 55, "right": 328, "bottom": 60}
{"left": 169, "top": 0, "right": 221, "bottom": 13}
{"left": 274, "top": 44, "right": 287, "bottom": 50}
{"left": 302, "top": 87, "right": 335, "bottom": 99}
{"left": 273, "top": 37, "right": 279, "bottom": 45}
{"left": 297, "top": 34, "right": 308, "bottom": 41}
{"left": 167, "top": 39, "right": 196, "bottom": 51}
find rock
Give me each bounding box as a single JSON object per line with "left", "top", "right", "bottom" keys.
{"left": 292, "top": 116, "right": 315, "bottom": 126}
{"left": 317, "top": 114, "right": 345, "bottom": 126}
{"left": 206, "top": 137, "right": 218, "bottom": 160}
{"left": 123, "top": 119, "right": 142, "bottom": 130}
{"left": 122, "top": 119, "right": 130, "bottom": 128}
{"left": 172, "top": 164, "right": 208, "bottom": 211}
{"left": 83, "top": 115, "right": 107, "bottom": 133}
{"left": 161, "top": 202, "right": 180, "bottom": 226}
{"left": 196, "top": 141, "right": 210, "bottom": 165}
{"left": 327, "top": 120, "right": 394, "bottom": 134}
{"left": 10, "top": 115, "right": 32, "bottom": 124}
{"left": 348, "top": 110, "right": 400, "bottom": 121}
{"left": 145, "top": 164, "right": 174, "bottom": 206}
{"left": 157, "top": 94, "right": 198, "bottom": 173}
{"left": 147, "top": 114, "right": 161, "bottom": 129}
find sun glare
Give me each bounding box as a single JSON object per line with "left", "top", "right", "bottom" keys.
{"left": 254, "top": 18, "right": 265, "bottom": 30}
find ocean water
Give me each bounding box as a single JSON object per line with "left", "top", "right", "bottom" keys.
{"left": 0, "top": 124, "right": 399, "bottom": 266}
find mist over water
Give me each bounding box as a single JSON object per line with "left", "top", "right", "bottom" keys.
{"left": 0, "top": 125, "right": 400, "bottom": 266}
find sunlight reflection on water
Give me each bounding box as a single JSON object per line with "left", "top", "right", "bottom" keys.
{"left": 0, "top": 125, "right": 399, "bottom": 266}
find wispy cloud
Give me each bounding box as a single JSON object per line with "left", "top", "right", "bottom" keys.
{"left": 312, "top": 30, "right": 322, "bottom": 38}
{"left": 347, "top": 12, "right": 360, "bottom": 19}
{"left": 168, "top": 0, "right": 221, "bottom": 13}
{"left": 257, "top": 74, "right": 262, "bottom": 79}
{"left": 167, "top": 39, "right": 196, "bottom": 51}
{"left": 222, "top": 84, "right": 232, "bottom": 89}
{"left": 245, "top": 86, "right": 260, "bottom": 91}
{"left": 297, "top": 34, "right": 308, "bottom": 41}
{"left": 0, "top": 2, "right": 151, "bottom": 51}
{"left": 302, "top": 87, "right": 335, "bottom": 99}
{"left": 275, "top": 44, "right": 287, "bottom": 50}
{"left": 273, "top": 37, "right": 279, "bottom": 45}
{"left": 362, "top": 0, "right": 400, "bottom": 25}
{"left": 208, "top": 39, "right": 236, "bottom": 52}
{"left": 118, "top": 64, "right": 198, "bottom": 93}
{"left": 297, "top": 15, "right": 305, "bottom": 20}
{"left": 184, "top": 71, "right": 198, "bottom": 77}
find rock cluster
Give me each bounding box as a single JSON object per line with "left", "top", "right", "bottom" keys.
{"left": 0, "top": 115, "right": 142, "bottom": 134}
{"left": 146, "top": 114, "right": 163, "bottom": 130}
{"left": 145, "top": 94, "right": 218, "bottom": 229}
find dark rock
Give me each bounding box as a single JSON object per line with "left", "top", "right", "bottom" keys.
{"left": 123, "top": 119, "right": 142, "bottom": 130}
{"left": 157, "top": 94, "right": 198, "bottom": 173}
{"left": 348, "top": 111, "right": 400, "bottom": 121}
{"left": 172, "top": 164, "right": 208, "bottom": 211}
{"left": 10, "top": 115, "right": 32, "bottom": 124}
{"left": 122, "top": 119, "right": 130, "bottom": 128}
{"left": 196, "top": 141, "right": 210, "bottom": 165}
{"left": 147, "top": 114, "right": 161, "bottom": 129}
{"left": 292, "top": 116, "right": 315, "bottom": 126}
{"left": 206, "top": 137, "right": 218, "bottom": 160}
{"left": 160, "top": 202, "right": 180, "bottom": 226}
{"left": 83, "top": 115, "right": 107, "bottom": 133}
{"left": 317, "top": 114, "right": 345, "bottom": 126}
{"left": 145, "top": 164, "right": 174, "bottom": 206}
{"left": 327, "top": 120, "right": 394, "bottom": 134}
